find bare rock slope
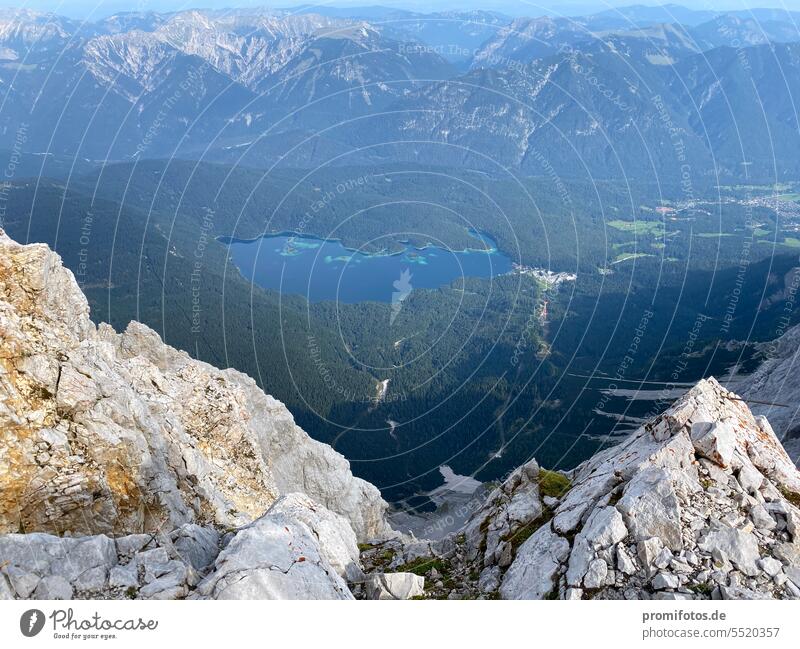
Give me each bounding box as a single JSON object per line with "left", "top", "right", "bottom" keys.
{"left": 363, "top": 378, "right": 800, "bottom": 600}
{"left": 0, "top": 230, "right": 386, "bottom": 541}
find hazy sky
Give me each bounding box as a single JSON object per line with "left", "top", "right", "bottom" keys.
{"left": 2, "top": 0, "right": 800, "bottom": 19}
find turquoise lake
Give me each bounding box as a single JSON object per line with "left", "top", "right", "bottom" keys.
{"left": 220, "top": 231, "right": 513, "bottom": 303}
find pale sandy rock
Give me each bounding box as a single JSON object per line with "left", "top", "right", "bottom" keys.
{"left": 691, "top": 421, "right": 735, "bottom": 468}
{"left": 618, "top": 467, "right": 683, "bottom": 550}
{"left": 108, "top": 565, "right": 138, "bottom": 590}
{"left": 170, "top": 524, "right": 220, "bottom": 571}
{"left": 738, "top": 464, "right": 764, "bottom": 495}
{"left": 34, "top": 575, "right": 73, "bottom": 600}
{"left": 616, "top": 544, "right": 637, "bottom": 575}
{"left": 0, "top": 230, "right": 386, "bottom": 541}
{"left": 365, "top": 573, "right": 425, "bottom": 600}
{"left": 266, "top": 493, "right": 362, "bottom": 581}
{"left": 500, "top": 524, "right": 569, "bottom": 599}
{"left": 0, "top": 573, "right": 14, "bottom": 600}
{"left": 758, "top": 557, "right": 783, "bottom": 577}
{"left": 193, "top": 500, "right": 354, "bottom": 600}
{"left": 469, "top": 378, "right": 800, "bottom": 600}
{"left": 583, "top": 558, "right": 608, "bottom": 589}
{"left": 5, "top": 567, "right": 40, "bottom": 598}
{"left": 737, "top": 323, "right": 800, "bottom": 465}
{"left": 582, "top": 506, "right": 628, "bottom": 549}
{"left": 652, "top": 572, "right": 679, "bottom": 590}
{"left": 698, "top": 523, "right": 760, "bottom": 577}
{"left": 0, "top": 493, "right": 358, "bottom": 602}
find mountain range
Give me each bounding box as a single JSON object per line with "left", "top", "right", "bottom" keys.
{"left": 1, "top": 5, "right": 800, "bottom": 179}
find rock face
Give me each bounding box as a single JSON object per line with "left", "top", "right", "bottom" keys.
{"left": 0, "top": 494, "right": 359, "bottom": 600}
{"left": 738, "top": 323, "right": 800, "bottom": 466}
{"left": 0, "top": 230, "right": 386, "bottom": 541}
{"left": 499, "top": 378, "right": 800, "bottom": 600}
{"left": 367, "top": 378, "right": 800, "bottom": 600}
{"left": 364, "top": 573, "right": 425, "bottom": 600}
{"left": 192, "top": 494, "right": 358, "bottom": 600}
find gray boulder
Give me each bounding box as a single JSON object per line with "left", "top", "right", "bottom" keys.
{"left": 365, "top": 573, "right": 425, "bottom": 600}
{"left": 192, "top": 500, "right": 354, "bottom": 600}
{"left": 691, "top": 421, "right": 736, "bottom": 468}
{"left": 500, "top": 525, "right": 569, "bottom": 599}
{"left": 618, "top": 468, "right": 683, "bottom": 550}
{"left": 698, "top": 524, "right": 760, "bottom": 577}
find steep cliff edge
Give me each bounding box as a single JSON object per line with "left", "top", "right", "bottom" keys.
{"left": 738, "top": 324, "right": 800, "bottom": 465}
{"left": 0, "top": 230, "right": 387, "bottom": 541}
{"left": 363, "top": 378, "right": 800, "bottom": 600}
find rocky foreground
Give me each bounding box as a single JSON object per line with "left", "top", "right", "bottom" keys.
{"left": 365, "top": 376, "right": 800, "bottom": 600}
{"left": 1, "top": 230, "right": 800, "bottom": 600}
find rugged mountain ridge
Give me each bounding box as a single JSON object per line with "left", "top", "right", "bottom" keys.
{"left": 363, "top": 379, "right": 800, "bottom": 600}
{"left": 3, "top": 8, "right": 800, "bottom": 178}
{"left": 739, "top": 323, "right": 800, "bottom": 464}
{"left": 1, "top": 229, "right": 799, "bottom": 600}
{"left": 0, "top": 229, "right": 386, "bottom": 541}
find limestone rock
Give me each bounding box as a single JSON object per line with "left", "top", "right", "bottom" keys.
{"left": 266, "top": 493, "right": 362, "bottom": 581}
{"left": 583, "top": 559, "right": 608, "bottom": 589}
{"left": 170, "top": 525, "right": 220, "bottom": 571}
{"left": 34, "top": 576, "right": 73, "bottom": 600}
{"left": 618, "top": 468, "right": 683, "bottom": 550}
{"left": 691, "top": 421, "right": 736, "bottom": 468}
{"left": 500, "top": 524, "right": 569, "bottom": 599}
{"left": 652, "top": 572, "right": 679, "bottom": 590}
{"left": 365, "top": 573, "right": 425, "bottom": 600}
{"left": 193, "top": 500, "right": 354, "bottom": 600}
{"left": 738, "top": 323, "right": 800, "bottom": 467}
{"left": 0, "top": 230, "right": 387, "bottom": 541}
{"left": 456, "top": 378, "right": 800, "bottom": 600}
{"left": 698, "top": 524, "right": 761, "bottom": 577}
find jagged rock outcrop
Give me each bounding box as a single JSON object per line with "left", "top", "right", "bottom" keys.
{"left": 0, "top": 230, "right": 386, "bottom": 542}
{"left": 0, "top": 493, "right": 360, "bottom": 600}
{"left": 738, "top": 323, "right": 800, "bottom": 465}
{"left": 366, "top": 378, "right": 800, "bottom": 600}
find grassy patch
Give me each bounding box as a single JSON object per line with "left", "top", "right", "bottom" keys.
{"left": 694, "top": 232, "right": 733, "bottom": 238}
{"left": 357, "top": 543, "right": 374, "bottom": 552}
{"left": 501, "top": 508, "right": 553, "bottom": 551}
{"left": 538, "top": 469, "right": 572, "bottom": 498}
{"left": 689, "top": 582, "right": 713, "bottom": 597}
{"left": 612, "top": 252, "right": 653, "bottom": 264}
{"left": 608, "top": 220, "right": 664, "bottom": 236}
{"left": 612, "top": 241, "right": 637, "bottom": 251}
{"left": 779, "top": 486, "right": 800, "bottom": 508}
{"left": 396, "top": 557, "right": 450, "bottom": 577}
